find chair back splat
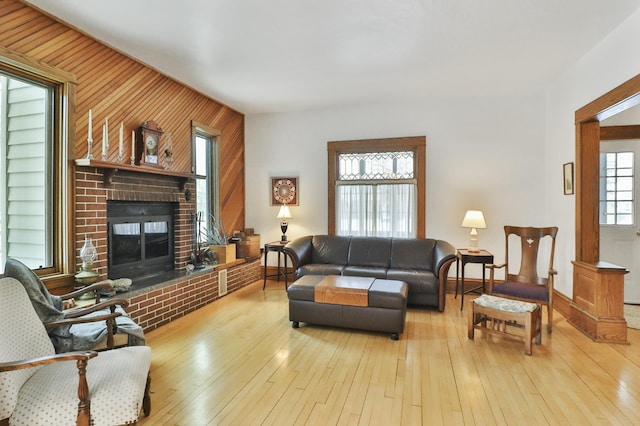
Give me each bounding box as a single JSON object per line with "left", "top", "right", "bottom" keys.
{"left": 506, "top": 226, "right": 558, "bottom": 285}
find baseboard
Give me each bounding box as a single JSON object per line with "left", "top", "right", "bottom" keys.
{"left": 553, "top": 290, "right": 572, "bottom": 319}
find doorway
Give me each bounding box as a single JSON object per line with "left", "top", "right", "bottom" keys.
{"left": 575, "top": 75, "right": 640, "bottom": 264}
{"left": 599, "top": 141, "right": 640, "bottom": 302}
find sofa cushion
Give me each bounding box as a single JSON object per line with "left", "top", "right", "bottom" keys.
{"left": 298, "top": 264, "right": 345, "bottom": 276}
{"left": 342, "top": 266, "right": 388, "bottom": 279}
{"left": 390, "top": 238, "right": 435, "bottom": 271}
{"left": 386, "top": 269, "right": 438, "bottom": 294}
{"left": 347, "top": 237, "right": 391, "bottom": 268}
{"left": 311, "top": 235, "right": 351, "bottom": 265}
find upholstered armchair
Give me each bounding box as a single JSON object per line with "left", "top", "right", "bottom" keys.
{"left": 0, "top": 277, "right": 151, "bottom": 425}
{"left": 4, "top": 258, "right": 145, "bottom": 353}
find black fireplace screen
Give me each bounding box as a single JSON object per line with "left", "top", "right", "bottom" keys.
{"left": 107, "top": 201, "right": 175, "bottom": 281}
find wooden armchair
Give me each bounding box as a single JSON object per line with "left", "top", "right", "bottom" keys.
{"left": 4, "top": 258, "right": 145, "bottom": 353}
{"left": 0, "top": 277, "right": 151, "bottom": 425}
{"left": 486, "top": 226, "right": 558, "bottom": 333}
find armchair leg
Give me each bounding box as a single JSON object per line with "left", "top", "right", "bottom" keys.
{"left": 143, "top": 373, "right": 152, "bottom": 417}
{"left": 76, "top": 358, "right": 91, "bottom": 426}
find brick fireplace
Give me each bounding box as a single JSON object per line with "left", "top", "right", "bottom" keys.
{"left": 74, "top": 164, "right": 260, "bottom": 331}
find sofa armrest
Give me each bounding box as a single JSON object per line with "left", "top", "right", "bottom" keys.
{"left": 284, "top": 236, "right": 313, "bottom": 268}
{"left": 433, "top": 240, "right": 457, "bottom": 279}
{"left": 433, "top": 240, "right": 457, "bottom": 312}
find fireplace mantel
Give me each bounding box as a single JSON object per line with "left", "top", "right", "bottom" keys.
{"left": 75, "top": 158, "right": 194, "bottom": 189}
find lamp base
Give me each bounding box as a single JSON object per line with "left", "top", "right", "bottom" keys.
{"left": 468, "top": 229, "right": 480, "bottom": 252}
{"left": 280, "top": 221, "right": 288, "bottom": 243}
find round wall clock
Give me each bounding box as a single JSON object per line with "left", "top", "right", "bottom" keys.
{"left": 271, "top": 177, "right": 298, "bottom": 205}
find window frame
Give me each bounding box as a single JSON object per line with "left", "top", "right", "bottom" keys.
{"left": 0, "top": 46, "right": 76, "bottom": 285}
{"left": 191, "top": 120, "right": 220, "bottom": 240}
{"left": 328, "top": 136, "right": 426, "bottom": 237}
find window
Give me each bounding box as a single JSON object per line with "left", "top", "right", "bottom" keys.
{"left": 328, "top": 136, "right": 426, "bottom": 238}
{"left": 191, "top": 121, "right": 220, "bottom": 242}
{"left": 0, "top": 49, "right": 75, "bottom": 276}
{"left": 600, "top": 151, "right": 634, "bottom": 225}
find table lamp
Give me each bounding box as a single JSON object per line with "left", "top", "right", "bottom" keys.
{"left": 461, "top": 210, "right": 486, "bottom": 252}
{"left": 277, "top": 204, "right": 292, "bottom": 242}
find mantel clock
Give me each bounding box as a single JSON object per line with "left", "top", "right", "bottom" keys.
{"left": 136, "top": 120, "right": 164, "bottom": 168}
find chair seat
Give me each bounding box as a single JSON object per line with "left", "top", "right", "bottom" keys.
{"left": 474, "top": 294, "right": 538, "bottom": 313}
{"left": 10, "top": 346, "right": 151, "bottom": 426}
{"left": 492, "top": 281, "right": 549, "bottom": 302}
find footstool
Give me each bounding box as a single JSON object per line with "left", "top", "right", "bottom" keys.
{"left": 468, "top": 294, "right": 541, "bottom": 355}
{"left": 287, "top": 275, "right": 408, "bottom": 340}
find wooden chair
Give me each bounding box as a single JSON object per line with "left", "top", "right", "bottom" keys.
{"left": 486, "top": 226, "right": 558, "bottom": 333}
{"left": 0, "top": 277, "right": 151, "bottom": 426}
{"left": 4, "top": 258, "right": 145, "bottom": 353}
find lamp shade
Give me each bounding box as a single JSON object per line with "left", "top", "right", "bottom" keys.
{"left": 277, "top": 204, "right": 292, "bottom": 219}
{"left": 461, "top": 210, "right": 486, "bottom": 229}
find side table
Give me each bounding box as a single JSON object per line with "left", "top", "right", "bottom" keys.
{"left": 263, "top": 241, "right": 291, "bottom": 289}
{"left": 455, "top": 248, "right": 494, "bottom": 310}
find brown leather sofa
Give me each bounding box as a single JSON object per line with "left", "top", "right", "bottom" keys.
{"left": 284, "top": 235, "right": 457, "bottom": 311}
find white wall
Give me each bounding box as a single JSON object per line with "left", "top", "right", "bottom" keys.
{"left": 246, "top": 92, "right": 549, "bottom": 276}
{"left": 247, "top": 7, "right": 640, "bottom": 295}
{"left": 546, "top": 8, "right": 640, "bottom": 296}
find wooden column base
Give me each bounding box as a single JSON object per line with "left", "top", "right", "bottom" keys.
{"left": 570, "top": 261, "right": 628, "bottom": 344}
{"left": 568, "top": 304, "right": 628, "bottom": 344}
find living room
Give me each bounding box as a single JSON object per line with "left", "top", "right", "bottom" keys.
{"left": 3, "top": 0, "right": 640, "bottom": 424}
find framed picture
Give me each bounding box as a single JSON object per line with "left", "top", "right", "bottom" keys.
{"left": 271, "top": 177, "right": 299, "bottom": 205}
{"left": 563, "top": 162, "right": 574, "bottom": 195}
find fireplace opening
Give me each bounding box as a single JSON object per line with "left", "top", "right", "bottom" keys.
{"left": 107, "top": 201, "right": 175, "bottom": 282}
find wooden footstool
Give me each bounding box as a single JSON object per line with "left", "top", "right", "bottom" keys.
{"left": 468, "top": 294, "right": 541, "bottom": 355}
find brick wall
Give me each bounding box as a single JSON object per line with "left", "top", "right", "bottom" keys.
{"left": 75, "top": 165, "right": 260, "bottom": 331}
{"left": 126, "top": 259, "right": 261, "bottom": 331}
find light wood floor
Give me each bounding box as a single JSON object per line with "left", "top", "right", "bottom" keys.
{"left": 138, "top": 280, "right": 640, "bottom": 425}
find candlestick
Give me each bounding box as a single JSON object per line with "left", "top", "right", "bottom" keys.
{"left": 86, "top": 109, "right": 93, "bottom": 159}
{"left": 102, "top": 124, "right": 106, "bottom": 160}
{"left": 105, "top": 117, "right": 109, "bottom": 149}
{"left": 88, "top": 109, "right": 92, "bottom": 140}
{"left": 87, "top": 110, "right": 93, "bottom": 160}
{"left": 118, "top": 122, "right": 124, "bottom": 162}
{"left": 131, "top": 130, "right": 136, "bottom": 165}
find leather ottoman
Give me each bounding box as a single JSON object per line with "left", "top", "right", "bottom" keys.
{"left": 287, "top": 274, "right": 408, "bottom": 340}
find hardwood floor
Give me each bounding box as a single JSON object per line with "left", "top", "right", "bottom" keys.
{"left": 138, "top": 280, "right": 640, "bottom": 425}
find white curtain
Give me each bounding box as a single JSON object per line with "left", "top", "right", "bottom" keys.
{"left": 336, "top": 183, "right": 416, "bottom": 238}
{"left": 113, "top": 223, "right": 141, "bottom": 235}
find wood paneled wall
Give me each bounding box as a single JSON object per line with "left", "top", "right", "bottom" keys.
{"left": 1, "top": 0, "right": 245, "bottom": 235}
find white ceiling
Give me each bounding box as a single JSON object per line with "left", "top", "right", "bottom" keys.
{"left": 23, "top": 0, "right": 640, "bottom": 114}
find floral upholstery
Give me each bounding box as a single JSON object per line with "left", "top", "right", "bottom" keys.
{"left": 0, "top": 277, "right": 152, "bottom": 425}
{"left": 473, "top": 294, "right": 538, "bottom": 313}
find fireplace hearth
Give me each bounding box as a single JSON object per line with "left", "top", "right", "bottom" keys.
{"left": 107, "top": 201, "right": 176, "bottom": 282}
